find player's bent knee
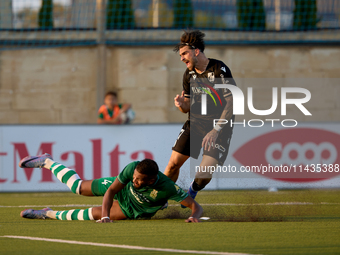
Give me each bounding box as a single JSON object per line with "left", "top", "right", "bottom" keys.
{"left": 165, "top": 160, "right": 182, "bottom": 180}
{"left": 168, "top": 161, "right": 181, "bottom": 173}
{"left": 167, "top": 151, "right": 188, "bottom": 170}
{"left": 79, "top": 180, "right": 95, "bottom": 196}
{"left": 165, "top": 159, "right": 182, "bottom": 175}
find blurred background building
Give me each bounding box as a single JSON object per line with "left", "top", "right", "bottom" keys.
{"left": 0, "top": 0, "right": 339, "bottom": 124}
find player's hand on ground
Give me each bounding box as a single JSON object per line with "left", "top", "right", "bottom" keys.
{"left": 185, "top": 217, "right": 201, "bottom": 223}
{"left": 174, "top": 91, "right": 185, "bottom": 108}
{"left": 96, "top": 217, "right": 113, "bottom": 223}
{"left": 202, "top": 129, "right": 219, "bottom": 151}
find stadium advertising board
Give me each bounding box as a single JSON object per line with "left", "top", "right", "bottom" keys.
{"left": 0, "top": 124, "right": 339, "bottom": 192}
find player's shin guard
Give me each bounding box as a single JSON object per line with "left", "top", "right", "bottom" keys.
{"left": 181, "top": 181, "right": 201, "bottom": 208}
{"left": 55, "top": 208, "right": 94, "bottom": 221}
{"left": 191, "top": 180, "right": 204, "bottom": 192}
{"left": 49, "top": 162, "right": 82, "bottom": 194}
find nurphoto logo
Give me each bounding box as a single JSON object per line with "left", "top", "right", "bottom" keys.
{"left": 202, "top": 84, "right": 312, "bottom": 128}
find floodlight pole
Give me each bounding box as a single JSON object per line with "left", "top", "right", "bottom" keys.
{"left": 0, "top": 0, "right": 13, "bottom": 28}
{"left": 275, "top": 0, "right": 281, "bottom": 31}
{"left": 152, "top": 0, "right": 159, "bottom": 28}
{"left": 96, "top": 0, "right": 107, "bottom": 116}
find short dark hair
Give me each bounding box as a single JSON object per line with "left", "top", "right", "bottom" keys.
{"left": 136, "top": 159, "right": 159, "bottom": 177}
{"left": 174, "top": 30, "right": 206, "bottom": 53}
{"left": 105, "top": 91, "right": 117, "bottom": 98}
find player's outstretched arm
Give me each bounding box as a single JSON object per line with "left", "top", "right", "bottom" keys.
{"left": 174, "top": 91, "right": 190, "bottom": 113}
{"left": 180, "top": 196, "right": 203, "bottom": 223}
{"left": 99, "top": 178, "right": 126, "bottom": 223}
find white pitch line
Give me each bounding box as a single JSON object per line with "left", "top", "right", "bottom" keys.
{"left": 182, "top": 202, "right": 340, "bottom": 206}
{"left": 0, "top": 204, "right": 101, "bottom": 208}
{"left": 1, "top": 235, "right": 254, "bottom": 255}
{"left": 198, "top": 202, "right": 316, "bottom": 206}
{"left": 1, "top": 202, "right": 339, "bottom": 208}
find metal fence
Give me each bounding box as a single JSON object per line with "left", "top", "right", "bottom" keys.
{"left": 0, "top": 0, "right": 339, "bottom": 49}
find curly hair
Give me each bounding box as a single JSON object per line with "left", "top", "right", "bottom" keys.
{"left": 174, "top": 30, "right": 206, "bottom": 53}
{"left": 136, "top": 159, "right": 159, "bottom": 177}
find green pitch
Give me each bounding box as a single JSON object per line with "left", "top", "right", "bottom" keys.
{"left": 0, "top": 189, "right": 339, "bottom": 254}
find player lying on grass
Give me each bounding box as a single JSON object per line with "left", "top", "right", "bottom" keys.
{"left": 19, "top": 154, "right": 203, "bottom": 223}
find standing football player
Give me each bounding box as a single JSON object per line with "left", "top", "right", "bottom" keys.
{"left": 164, "top": 30, "right": 235, "bottom": 203}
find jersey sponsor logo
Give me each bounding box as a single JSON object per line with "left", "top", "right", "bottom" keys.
{"left": 220, "top": 74, "right": 225, "bottom": 84}
{"left": 191, "top": 87, "right": 212, "bottom": 94}
{"left": 101, "top": 179, "right": 113, "bottom": 185}
{"left": 220, "top": 74, "right": 229, "bottom": 85}
{"left": 150, "top": 189, "right": 158, "bottom": 199}
{"left": 197, "top": 82, "right": 224, "bottom": 115}
{"left": 129, "top": 186, "right": 151, "bottom": 204}
{"left": 221, "top": 66, "right": 226, "bottom": 73}
{"left": 208, "top": 72, "right": 215, "bottom": 82}
{"left": 174, "top": 184, "right": 181, "bottom": 194}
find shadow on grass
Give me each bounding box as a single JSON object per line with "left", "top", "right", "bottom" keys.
{"left": 152, "top": 205, "right": 340, "bottom": 222}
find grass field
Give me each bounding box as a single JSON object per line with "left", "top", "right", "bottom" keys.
{"left": 0, "top": 189, "right": 339, "bottom": 255}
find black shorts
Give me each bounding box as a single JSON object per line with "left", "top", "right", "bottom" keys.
{"left": 172, "top": 120, "right": 233, "bottom": 165}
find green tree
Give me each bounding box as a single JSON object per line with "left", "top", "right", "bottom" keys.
{"left": 107, "top": 0, "right": 135, "bottom": 29}
{"left": 237, "top": 0, "right": 265, "bottom": 30}
{"left": 38, "top": 0, "right": 54, "bottom": 28}
{"left": 173, "top": 0, "right": 194, "bottom": 28}
{"left": 293, "top": 0, "right": 318, "bottom": 30}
